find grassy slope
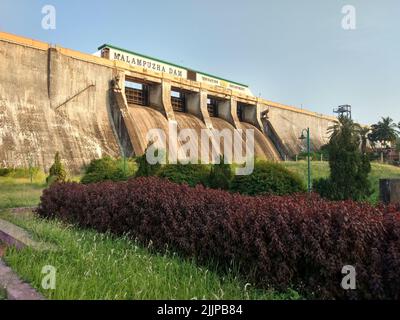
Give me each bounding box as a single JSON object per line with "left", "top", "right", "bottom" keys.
{"left": 0, "top": 212, "right": 298, "bottom": 300}
{"left": 0, "top": 177, "right": 45, "bottom": 209}
{"left": 0, "top": 174, "right": 81, "bottom": 210}
{"left": 368, "top": 163, "right": 400, "bottom": 202}
{"left": 283, "top": 161, "right": 400, "bottom": 203}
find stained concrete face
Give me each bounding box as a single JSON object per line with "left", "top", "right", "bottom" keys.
{"left": 110, "top": 90, "right": 137, "bottom": 156}
{"left": 217, "top": 98, "right": 241, "bottom": 129}
{"left": 185, "top": 90, "right": 213, "bottom": 130}
{"left": 148, "top": 80, "right": 175, "bottom": 121}
{"left": 0, "top": 40, "right": 120, "bottom": 172}
{"left": 118, "top": 91, "right": 281, "bottom": 161}
{"left": 241, "top": 103, "right": 264, "bottom": 132}
{"left": 263, "top": 105, "right": 335, "bottom": 156}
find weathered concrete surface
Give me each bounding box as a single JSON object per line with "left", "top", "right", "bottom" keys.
{"left": 241, "top": 103, "right": 264, "bottom": 132}
{"left": 262, "top": 103, "right": 336, "bottom": 156}
{"left": 124, "top": 103, "right": 281, "bottom": 160}
{"left": 0, "top": 32, "right": 336, "bottom": 169}
{"left": 240, "top": 122, "right": 281, "bottom": 160}
{"left": 186, "top": 90, "right": 213, "bottom": 130}
{"left": 262, "top": 118, "right": 291, "bottom": 159}
{"left": 0, "top": 38, "right": 120, "bottom": 172}
{"left": 0, "top": 218, "right": 54, "bottom": 251}
{"left": 0, "top": 259, "right": 45, "bottom": 300}
{"left": 148, "top": 80, "right": 176, "bottom": 121}
{"left": 218, "top": 98, "right": 242, "bottom": 130}
{"left": 110, "top": 90, "right": 139, "bottom": 156}
{"left": 126, "top": 103, "right": 171, "bottom": 154}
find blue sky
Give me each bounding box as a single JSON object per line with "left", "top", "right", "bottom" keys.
{"left": 0, "top": 0, "right": 399, "bottom": 124}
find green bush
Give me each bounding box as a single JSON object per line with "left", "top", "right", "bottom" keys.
{"left": 315, "top": 116, "right": 372, "bottom": 201}
{"left": 46, "top": 174, "right": 60, "bottom": 186}
{"left": 135, "top": 149, "right": 164, "bottom": 178}
{"left": 0, "top": 168, "right": 12, "bottom": 176}
{"left": 207, "top": 158, "right": 233, "bottom": 190}
{"left": 0, "top": 167, "right": 43, "bottom": 179}
{"left": 46, "top": 152, "right": 67, "bottom": 184}
{"left": 157, "top": 162, "right": 210, "bottom": 187}
{"left": 313, "top": 177, "right": 335, "bottom": 199}
{"left": 230, "top": 160, "right": 306, "bottom": 196}
{"left": 81, "top": 156, "right": 136, "bottom": 184}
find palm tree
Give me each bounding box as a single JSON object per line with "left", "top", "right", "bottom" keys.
{"left": 358, "top": 126, "right": 371, "bottom": 154}
{"left": 369, "top": 117, "right": 399, "bottom": 149}
{"left": 328, "top": 115, "right": 361, "bottom": 144}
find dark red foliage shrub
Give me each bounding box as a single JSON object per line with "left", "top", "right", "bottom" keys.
{"left": 36, "top": 178, "right": 400, "bottom": 299}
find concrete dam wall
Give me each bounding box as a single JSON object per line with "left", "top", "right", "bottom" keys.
{"left": 0, "top": 34, "right": 120, "bottom": 172}
{"left": 0, "top": 32, "right": 337, "bottom": 172}
{"left": 261, "top": 102, "right": 335, "bottom": 156}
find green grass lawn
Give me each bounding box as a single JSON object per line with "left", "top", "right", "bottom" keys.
{"left": 0, "top": 177, "right": 46, "bottom": 209}
{"left": 0, "top": 174, "right": 81, "bottom": 210}
{"left": 283, "top": 161, "right": 400, "bottom": 203}
{"left": 0, "top": 288, "right": 5, "bottom": 300}
{"left": 0, "top": 211, "right": 299, "bottom": 300}
{"left": 368, "top": 163, "right": 400, "bottom": 202}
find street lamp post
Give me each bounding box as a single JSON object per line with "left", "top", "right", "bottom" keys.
{"left": 299, "top": 128, "right": 312, "bottom": 193}
{"left": 123, "top": 155, "right": 127, "bottom": 177}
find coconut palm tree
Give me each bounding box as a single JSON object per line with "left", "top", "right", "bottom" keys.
{"left": 328, "top": 116, "right": 374, "bottom": 153}
{"left": 368, "top": 117, "right": 399, "bottom": 149}
{"left": 358, "top": 126, "right": 371, "bottom": 154}
{"left": 328, "top": 115, "right": 361, "bottom": 145}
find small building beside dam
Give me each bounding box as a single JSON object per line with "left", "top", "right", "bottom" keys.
{"left": 0, "top": 32, "right": 337, "bottom": 172}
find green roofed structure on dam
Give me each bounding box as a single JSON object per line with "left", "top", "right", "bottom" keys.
{"left": 97, "top": 44, "right": 252, "bottom": 95}
{"left": 0, "top": 31, "right": 337, "bottom": 172}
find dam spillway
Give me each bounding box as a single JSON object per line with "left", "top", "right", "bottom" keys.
{"left": 122, "top": 102, "right": 281, "bottom": 162}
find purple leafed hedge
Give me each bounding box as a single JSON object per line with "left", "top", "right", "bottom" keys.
{"left": 36, "top": 177, "right": 400, "bottom": 299}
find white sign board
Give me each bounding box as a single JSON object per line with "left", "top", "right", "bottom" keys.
{"left": 196, "top": 73, "right": 253, "bottom": 96}
{"left": 101, "top": 45, "right": 253, "bottom": 96}
{"left": 108, "top": 47, "right": 187, "bottom": 78}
